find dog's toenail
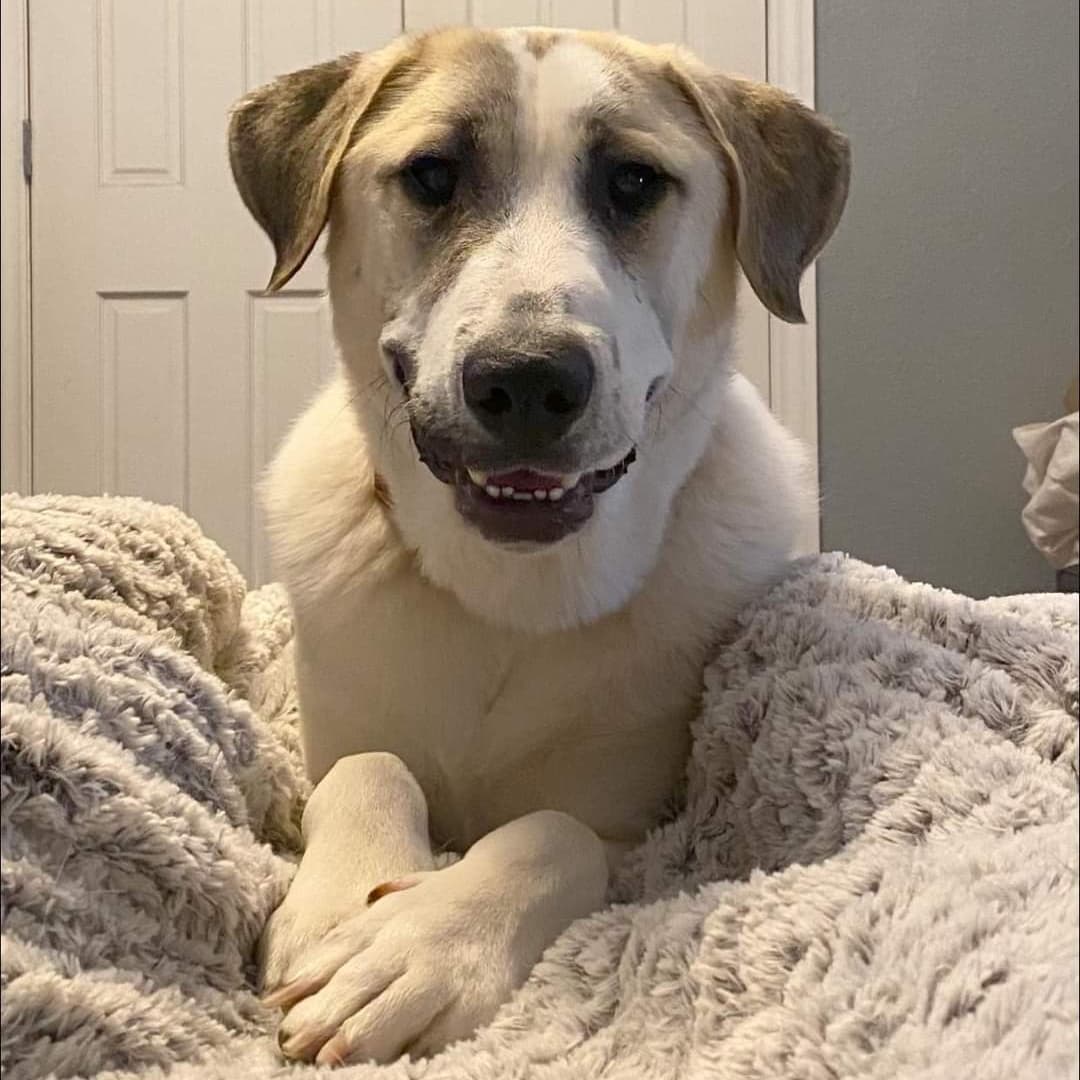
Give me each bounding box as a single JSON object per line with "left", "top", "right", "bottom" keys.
{"left": 280, "top": 1029, "right": 324, "bottom": 1060}
{"left": 262, "top": 985, "right": 291, "bottom": 1008}
{"left": 367, "top": 878, "right": 410, "bottom": 904}
{"left": 316, "top": 1034, "right": 350, "bottom": 1066}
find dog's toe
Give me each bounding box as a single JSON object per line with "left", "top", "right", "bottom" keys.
{"left": 313, "top": 974, "right": 446, "bottom": 1066}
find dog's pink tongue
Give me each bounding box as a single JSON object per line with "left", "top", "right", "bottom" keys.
{"left": 486, "top": 469, "right": 561, "bottom": 492}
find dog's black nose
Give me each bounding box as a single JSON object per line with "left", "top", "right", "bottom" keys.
{"left": 462, "top": 344, "right": 594, "bottom": 447}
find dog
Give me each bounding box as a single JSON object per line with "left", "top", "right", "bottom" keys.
{"left": 229, "top": 25, "right": 849, "bottom": 1066}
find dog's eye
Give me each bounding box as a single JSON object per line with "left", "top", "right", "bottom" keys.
{"left": 402, "top": 155, "right": 458, "bottom": 207}
{"left": 608, "top": 162, "right": 668, "bottom": 217}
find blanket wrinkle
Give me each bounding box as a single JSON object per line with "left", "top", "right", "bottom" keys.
{"left": 0, "top": 494, "right": 1076, "bottom": 1080}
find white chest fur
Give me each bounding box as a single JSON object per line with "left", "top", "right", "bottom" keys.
{"left": 292, "top": 572, "right": 698, "bottom": 849}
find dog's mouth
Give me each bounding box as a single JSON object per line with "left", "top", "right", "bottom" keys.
{"left": 415, "top": 440, "right": 637, "bottom": 545}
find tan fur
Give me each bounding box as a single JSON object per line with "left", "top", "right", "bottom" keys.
{"left": 664, "top": 53, "right": 851, "bottom": 322}
{"left": 229, "top": 48, "right": 403, "bottom": 291}
{"left": 231, "top": 27, "right": 849, "bottom": 1067}
{"left": 524, "top": 28, "right": 559, "bottom": 59}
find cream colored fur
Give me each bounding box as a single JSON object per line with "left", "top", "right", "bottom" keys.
{"left": 241, "top": 26, "right": 846, "bottom": 1068}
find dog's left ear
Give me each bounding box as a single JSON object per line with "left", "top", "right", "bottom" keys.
{"left": 229, "top": 46, "right": 407, "bottom": 291}
{"left": 667, "top": 62, "right": 851, "bottom": 323}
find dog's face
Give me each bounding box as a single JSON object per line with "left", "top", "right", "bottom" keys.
{"left": 231, "top": 28, "right": 848, "bottom": 628}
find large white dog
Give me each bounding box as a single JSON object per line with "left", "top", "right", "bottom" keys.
{"left": 229, "top": 26, "right": 849, "bottom": 1067}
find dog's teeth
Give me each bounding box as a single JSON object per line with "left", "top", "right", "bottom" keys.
{"left": 501, "top": 486, "right": 515, "bottom": 497}
{"left": 560, "top": 472, "right": 582, "bottom": 490}
{"left": 485, "top": 484, "right": 501, "bottom": 498}
{"left": 511, "top": 491, "right": 533, "bottom": 501}
{"left": 467, "top": 468, "right": 489, "bottom": 486}
{"left": 534, "top": 489, "right": 547, "bottom": 500}
{"left": 549, "top": 487, "right": 565, "bottom": 501}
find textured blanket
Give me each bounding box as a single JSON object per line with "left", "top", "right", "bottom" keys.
{"left": 1, "top": 494, "right": 1077, "bottom": 1080}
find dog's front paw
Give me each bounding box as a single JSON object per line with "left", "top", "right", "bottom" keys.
{"left": 259, "top": 751, "right": 438, "bottom": 995}
{"left": 264, "top": 862, "right": 521, "bottom": 1065}
{"left": 258, "top": 883, "right": 360, "bottom": 995}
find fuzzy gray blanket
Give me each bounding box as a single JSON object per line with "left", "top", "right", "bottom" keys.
{"left": 1, "top": 494, "right": 1077, "bottom": 1080}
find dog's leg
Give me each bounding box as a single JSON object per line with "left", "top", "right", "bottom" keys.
{"left": 259, "top": 752, "right": 435, "bottom": 994}
{"left": 271, "top": 809, "right": 609, "bottom": 1065}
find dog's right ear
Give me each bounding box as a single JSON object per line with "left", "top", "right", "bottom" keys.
{"left": 229, "top": 49, "right": 401, "bottom": 291}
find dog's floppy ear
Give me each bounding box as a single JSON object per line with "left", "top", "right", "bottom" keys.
{"left": 668, "top": 62, "right": 850, "bottom": 323}
{"left": 229, "top": 50, "right": 400, "bottom": 291}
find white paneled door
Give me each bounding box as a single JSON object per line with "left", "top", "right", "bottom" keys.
{"left": 30, "top": 0, "right": 772, "bottom": 583}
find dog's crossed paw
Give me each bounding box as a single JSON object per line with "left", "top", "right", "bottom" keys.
{"left": 257, "top": 875, "right": 365, "bottom": 995}
{"left": 262, "top": 862, "right": 521, "bottom": 1065}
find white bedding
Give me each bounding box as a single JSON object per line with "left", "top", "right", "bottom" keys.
{"left": 2, "top": 493, "right": 1076, "bottom": 1079}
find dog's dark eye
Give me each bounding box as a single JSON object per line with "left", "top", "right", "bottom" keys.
{"left": 608, "top": 162, "right": 668, "bottom": 216}
{"left": 402, "top": 155, "right": 458, "bottom": 207}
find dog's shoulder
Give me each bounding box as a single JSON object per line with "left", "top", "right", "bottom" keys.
{"left": 632, "top": 374, "right": 813, "bottom": 645}
{"left": 692, "top": 374, "right": 812, "bottom": 545}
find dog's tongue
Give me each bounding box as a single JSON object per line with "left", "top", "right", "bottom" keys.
{"left": 486, "top": 469, "right": 563, "bottom": 492}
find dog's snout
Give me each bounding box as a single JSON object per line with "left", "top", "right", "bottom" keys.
{"left": 462, "top": 343, "right": 594, "bottom": 446}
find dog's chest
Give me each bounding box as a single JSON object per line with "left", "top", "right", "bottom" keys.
{"left": 293, "top": 577, "right": 698, "bottom": 851}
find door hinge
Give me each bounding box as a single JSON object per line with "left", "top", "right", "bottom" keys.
{"left": 22, "top": 119, "right": 31, "bottom": 184}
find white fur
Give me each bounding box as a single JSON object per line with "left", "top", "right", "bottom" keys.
{"left": 259, "top": 29, "right": 814, "bottom": 1067}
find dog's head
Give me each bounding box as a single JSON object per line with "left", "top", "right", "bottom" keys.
{"left": 231, "top": 28, "right": 848, "bottom": 629}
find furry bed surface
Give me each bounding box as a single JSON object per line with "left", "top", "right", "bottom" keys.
{"left": 1, "top": 493, "right": 1077, "bottom": 1080}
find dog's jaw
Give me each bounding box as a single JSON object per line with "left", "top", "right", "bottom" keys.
{"left": 342, "top": 349, "right": 731, "bottom": 634}
{"left": 389, "top": 460, "right": 671, "bottom": 634}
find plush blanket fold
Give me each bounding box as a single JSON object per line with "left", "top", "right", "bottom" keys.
{"left": 1, "top": 494, "right": 1076, "bottom": 1080}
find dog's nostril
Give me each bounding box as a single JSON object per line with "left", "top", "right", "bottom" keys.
{"left": 478, "top": 386, "right": 513, "bottom": 416}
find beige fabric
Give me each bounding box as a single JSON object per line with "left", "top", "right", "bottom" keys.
{"left": 1014, "top": 411, "right": 1079, "bottom": 570}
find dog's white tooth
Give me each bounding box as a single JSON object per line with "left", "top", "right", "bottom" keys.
{"left": 512, "top": 491, "right": 533, "bottom": 501}
{"left": 485, "top": 484, "right": 501, "bottom": 498}
{"left": 501, "top": 486, "right": 515, "bottom": 497}
{"left": 534, "top": 489, "right": 547, "bottom": 500}
{"left": 561, "top": 472, "right": 582, "bottom": 490}
{"left": 467, "top": 468, "right": 488, "bottom": 486}
{"left": 549, "top": 487, "right": 565, "bottom": 501}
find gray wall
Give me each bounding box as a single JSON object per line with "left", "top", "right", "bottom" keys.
{"left": 815, "top": 0, "right": 1079, "bottom": 596}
